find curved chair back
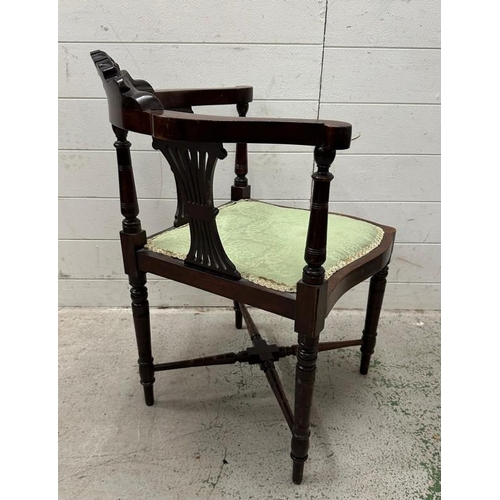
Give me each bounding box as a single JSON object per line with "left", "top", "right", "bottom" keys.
{"left": 91, "top": 50, "right": 241, "bottom": 279}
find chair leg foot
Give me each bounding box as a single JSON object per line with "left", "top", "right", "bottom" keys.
{"left": 233, "top": 301, "right": 243, "bottom": 329}
{"left": 360, "top": 266, "right": 389, "bottom": 375}
{"left": 360, "top": 353, "right": 371, "bottom": 375}
{"left": 142, "top": 383, "right": 155, "bottom": 406}
{"left": 292, "top": 458, "right": 305, "bottom": 484}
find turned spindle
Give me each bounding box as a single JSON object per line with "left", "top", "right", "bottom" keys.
{"left": 231, "top": 102, "right": 251, "bottom": 200}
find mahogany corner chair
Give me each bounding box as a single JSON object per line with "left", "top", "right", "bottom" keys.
{"left": 90, "top": 50, "right": 396, "bottom": 484}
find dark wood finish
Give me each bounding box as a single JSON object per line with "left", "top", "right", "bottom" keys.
{"left": 290, "top": 147, "right": 335, "bottom": 483}
{"left": 152, "top": 138, "right": 240, "bottom": 279}
{"left": 317, "top": 339, "right": 362, "bottom": 351}
{"left": 113, "top": 126, "right": 141, "bottom": 234}
{"left": 360, "top": 266, "right": 389, "bottom": 374}
{"left": 137, "top": 249, "right": 297, "bottom": 319}
{"left": 231, "top": 103, "right": 251, "bottom": 201}
{"left": 151, "top": 110, "right": 352, "bottom": 148}
{"left": 265, "top": 365, "right": 295, "bottom": 432}
{"left": 91, "top": 49, "right": 397, "bottom": 485}
{"left": 91, "top": 51, "right": 163, "bottom": 130}
{"left": 239, "top": 304, "right": 295, "bottom": 432}
{"left": 233, "top": 300, "right": 243, "bottom": 329}
{"left": 151, "top": 319, "right": 363, "bottom": 374}
{"left": 154, "top": 350, "right": 250, "bottom": 371}
{"left": 291, "top": 282, "right": 327, "bottom": 483}
{"left": 112, "top": 125, "right": 154, "bottom": 406}
{"left": 91, "top": 50, "right": 351, "bottom": 150}
{"left": 327, "top": 226, "right": 395, "bottom": 311}
{"left": 153, "top": 86, "right": 253, "bottom": 109}
{"left": 129, "top": 273, "right": 155, "bottom": 406}
{"left": 290, "top": 334, "right": 319, "bottom": 484}
{"left": 302, "top": 146, "right": 336, "bottom": 285}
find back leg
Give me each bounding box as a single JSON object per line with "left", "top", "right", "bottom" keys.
{"left": 360, "top": 266, "right": 389, "bottom": 375}
{"left": 233, "top": 301, "right": 243, "bottom": 329}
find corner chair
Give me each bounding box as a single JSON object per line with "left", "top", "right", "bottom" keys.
{"left": 90, "top": 49, "right": 396, "bottom": 484}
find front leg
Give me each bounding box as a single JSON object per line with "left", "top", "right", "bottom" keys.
{"left": 360, "top": 266, "right": 389, "bottom": 375}
{"left": 290, "top": 144, "right": 335, "bottom": 484}
{"left": 129, "top": 273, "right": 155, "bottom": 406}
{"left": 291, "top": 335, "right": 319, "bottom": 484}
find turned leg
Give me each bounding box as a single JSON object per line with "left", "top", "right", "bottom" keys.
{"left": 233, "top": 301, "right": 243, "bottom": 329}
{"left": 112, "top": 125, "right": 154, "bottom": 404}
{"left": 130, "top": 273, "right": 155, "bottom": 406}
{"left": 291, "top": 335, "right": 319, "bottom": 484}
{"left": 290, "top": 145, "right": 335, "bottom": 483}
{"left": 360, "top": 266, "right": 389, "bottom": 375}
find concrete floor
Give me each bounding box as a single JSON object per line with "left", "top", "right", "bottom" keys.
{"left": 59, "top": 307, "right": 440, "bottom": 500}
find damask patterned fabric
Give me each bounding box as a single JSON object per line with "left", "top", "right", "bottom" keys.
{"left": 145, "top": 200, "right": 384, "bottom": 292}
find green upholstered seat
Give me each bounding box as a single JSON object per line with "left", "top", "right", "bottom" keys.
{"left": 145, "top": 200, "right": 384, "bottom": 292}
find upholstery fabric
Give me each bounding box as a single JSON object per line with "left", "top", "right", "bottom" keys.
{"left": 145, "top": 200, "right": 384, "bottom": 292}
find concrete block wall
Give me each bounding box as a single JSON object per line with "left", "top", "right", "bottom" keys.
{"left": 58, "top": 0, "right": 441, "bottom": 309}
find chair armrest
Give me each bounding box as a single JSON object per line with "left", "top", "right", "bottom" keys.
{"left": 150, "top": 110, "right": 352, "bottom": 149}
{"left": 152, "top": 86, "right": 253, "bottom": 109}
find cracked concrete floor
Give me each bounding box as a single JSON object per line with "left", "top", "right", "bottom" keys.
{"left": 59, "top": 307, "right": 440, "bottom": 500}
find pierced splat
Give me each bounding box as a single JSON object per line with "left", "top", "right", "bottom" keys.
{"left": 152, "top": 138, "right": 241, "bottom": 279}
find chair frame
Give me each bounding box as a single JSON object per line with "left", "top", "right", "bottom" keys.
{"left": 91, "top": 50, "right": 396, "bottom": 484}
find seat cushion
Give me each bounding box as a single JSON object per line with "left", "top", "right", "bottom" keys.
{"left": 145, "top": 200, "right": 384, "bottom": 292}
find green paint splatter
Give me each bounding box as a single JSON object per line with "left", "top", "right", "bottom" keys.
{"left": 419, "top": 461, "right": 441, "bottom": 499}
